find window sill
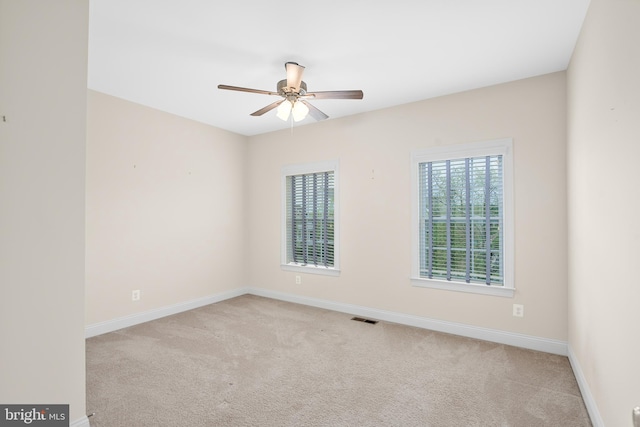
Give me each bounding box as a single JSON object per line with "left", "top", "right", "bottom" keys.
{"left": 411, "top": 277, "right": 515, "bottom": 298}
{"left": 281, "top": 263, "right": 340, "bottom": 277}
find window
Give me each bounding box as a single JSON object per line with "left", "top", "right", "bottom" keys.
{"left": 281, "top": 160, "right": 339, "bottom": 276}
{"left": 411, "top": 139, "right": 514, "bottom": 297}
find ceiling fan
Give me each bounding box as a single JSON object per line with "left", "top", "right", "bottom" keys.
{"left": 218, "top": 62, "right": 364, "bottom": 122}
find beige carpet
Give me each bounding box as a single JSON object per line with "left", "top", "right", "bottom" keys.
{"left": 86, "top": 295, "right": 591, "bottom": 426}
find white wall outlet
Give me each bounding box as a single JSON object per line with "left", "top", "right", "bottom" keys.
{"left": 295, "top": 275, "right": 301, "bottom": 285}
{"left": 513, "top": 304, "right": 524, "bottom": 318}
{"left": 132, "top": 290, "right": 141, "bottom": 301}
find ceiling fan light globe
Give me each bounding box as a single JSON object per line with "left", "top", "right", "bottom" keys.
{"left": 292, "top": 101, "right": 309, "bottom": 122}
{"left": 276, "top": 100, "right": 292, "bottom": 121}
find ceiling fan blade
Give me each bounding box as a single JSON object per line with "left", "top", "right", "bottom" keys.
{"left": 301, "top": 100, "right": 329, "bottom": 121}
{"left": 306, "top": 90, "right": 364, "bottom": 100}
{"left": 285, "top": 62, "right": 305, "bottom": 92}
{"left": 218, "top": 84, "right": 277, "bottom": 96}
{"left": 250, "top": 99, "right": 285, "bottom": 116}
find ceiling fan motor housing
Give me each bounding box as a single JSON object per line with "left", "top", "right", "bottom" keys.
{"left": 277, "top": 79, "right": 307, "bottom": 96}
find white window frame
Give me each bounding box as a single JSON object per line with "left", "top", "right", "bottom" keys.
{"left": 411, "top": 139, "right": 514, "bottom": 297}
{"left": 281, "top": 160, "right": 340, "bottom": 276}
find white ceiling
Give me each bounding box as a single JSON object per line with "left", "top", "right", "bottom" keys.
{"left": 88, "top": 0, "right": 591, "bottom": 136}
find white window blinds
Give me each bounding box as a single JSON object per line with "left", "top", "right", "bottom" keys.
{"left": 418, "top": 155, "right": 504, "bottom": 285}
{"left": 285, "top": 171, "right": 335, "bottom": 267}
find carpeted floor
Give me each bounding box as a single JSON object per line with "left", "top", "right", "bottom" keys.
{"left": 86, "top": 295, "right": 591, "bottom": 426}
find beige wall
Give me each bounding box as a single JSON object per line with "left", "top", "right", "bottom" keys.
{"left": 85, "top": 91, "right": 247, "bottom": 324}
{"left": 86, "top": 72, "right": 568, "bottom": 343}
{"left": 247, "top": 72, "right": 568, "bottom": 341}
{"left": 567, "top": 0, "right": 640, "bottom": 425}
{"left": 0, "top": 0, "right": 89, "bottom": 423}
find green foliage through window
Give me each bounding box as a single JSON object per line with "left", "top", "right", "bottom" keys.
{"left": 286, "top": 171, "right": 335, "bottom": 267}
{"left": 419, "top": 156, "right": 504, "bottom": 285}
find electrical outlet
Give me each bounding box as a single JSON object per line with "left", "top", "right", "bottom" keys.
{"left": 295, "top": 275, "right": 301, "bottom": 285}
{"left": 513, "top": 304, "right": 524, "bottom": 318}
{"left": 132, "top": 290, "right": 141, "bottom": 301}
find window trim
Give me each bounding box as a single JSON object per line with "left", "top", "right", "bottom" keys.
{"left": 281, "top": 160, "right": 340, "bottom": 276}
{"left": 410, "top": 139, "right": 515, "bottom": 297}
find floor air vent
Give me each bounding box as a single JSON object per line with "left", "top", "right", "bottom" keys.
{"left": 351, "top": 317, "right": 378, "bottom": 325}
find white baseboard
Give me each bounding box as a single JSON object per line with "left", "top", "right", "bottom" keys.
{"left": 70, "top": 415, "right": 91, "bottom": 427}
{"left": 568, "top": 345, "right": 604, "bottom": 427}
{"left": 85, "top": 286, "right": 568, "bottom": 356}
{"left": 246, "top": 287, "right": 569, "bottom": 356}
{"left": 85, "top": 288, "right": 248, "bottom": 338}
